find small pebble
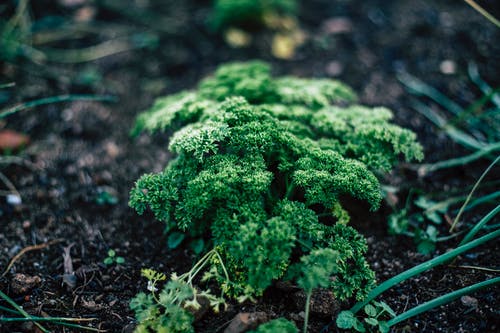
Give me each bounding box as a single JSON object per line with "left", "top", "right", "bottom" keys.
{"left": 7, "top": 194, "right": 22, "bottom": 206}
{"left": 439, "top": 60, "right": 456, "bottom": 74}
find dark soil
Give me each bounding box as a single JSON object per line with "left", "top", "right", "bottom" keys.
{"left": 1, "top": 0, "right": 498, "bottom": 332}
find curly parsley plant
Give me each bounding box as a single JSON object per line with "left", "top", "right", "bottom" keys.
{"left": 129, "top": 61, "right": 423, "bottom": 327}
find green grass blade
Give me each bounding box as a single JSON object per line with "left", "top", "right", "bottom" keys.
{"left": 0, "top": 290, "right": 49, "bottom": 333}
{"left": 459, "top": 204, "right": 500, "bottom": 246}
{"left": 387, "top": 277, "right": 500, "bottom": 326}
{"left": 450, "top": 154, "right": 500, "bottom": 232}
{"left": 397, "top": 72, "right": 464, "bottom": 116}
{"left": 410, "top": 100, "right": 486, "bottom": 151}
{"left": 418, "top": 142, "right": 500, "bottom": 175}
{"left": 0, "top": 94, "right": 118, "bottom": 119}
{"left": 350, "top": 229, "right": 500, "bottom": 314}
{"left": 463, "top": 0, "right": 500, "bottom": 28}
{"left": 460, "top": 190, "right": 500, "bottom": 212}
{"left": 468, "top": 63, "right": 500, "bottom": 108}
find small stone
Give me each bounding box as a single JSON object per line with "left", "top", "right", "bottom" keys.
{"left": 326, "top": 61, "right": 344, "bottom": 77}
{"left": 7, "top": 194, "right": 22, "bottom": 206}
{"left": 461, "top": 295, "right": 478, "bottom": 308}
{"left": 322, "top": 17, "right": 353, "bottom": 34}
{"left": 439, "top": 60, "right": 456, "bottom": 74}
{"left": 224, "top": 312, "right": 269, "bottom": 333}
{"left": 10, "top": 273, "right": 41, "bottom": 295}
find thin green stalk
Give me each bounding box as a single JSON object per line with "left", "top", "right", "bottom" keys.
{"left": 0, "top": 94, "right": 118, "bottom": 119}
{"left": 0, "top": 316, "right": 96, "bottom": 323}
{"left": 450, "top": 155, "right": 500, "bottom": 232}
{"left": 350, "top": 229, "right": 500, "bottom": 314}
{"left": 461, "top": 190, "right": 500, "bottom": 212}
{"left": 410, "top": 99, "right": 486, "bottom": 151}
{"left": 303, "top": 291, "right": 312, "bottom": 333}
{"left": 0, "top": 82, "right": 15, "bottom": 89}
{"left": 397, "top": 72, "right": 464, "bottom": 116}
{"left": 468, "top": 63, "right": 500, "bottom": 107}
{"left": 0, "top": 314, "right": 105, "bottom": 332}
{"left": 0, "top": 289, "right": 49, "bottom": 333}
{"left": 0, "top": 304, "right": 18, "bottom": 314}
{"left": 459, "top": 204, "right": 500, "bottom": 246}
{"left": 387, "top": 277, "right": 500, "bottom": 326}
{"left": 463, "top": 0, "right": 500, "bottom": 28}
{"left": 418, "top": 142, "right": 500, "bottom": 175}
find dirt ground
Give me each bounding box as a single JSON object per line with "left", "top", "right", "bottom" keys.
{"left": 0, "top": 0, "right": 499, "bottom": 332}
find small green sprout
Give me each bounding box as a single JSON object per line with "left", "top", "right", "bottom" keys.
{"left": 336, "top": 301, "right": 395, "bottom": 333}
{"left": 104, "top": 249, "right": 125, "bottom": 265}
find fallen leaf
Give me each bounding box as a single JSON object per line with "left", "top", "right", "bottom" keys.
{"left": 0, "top": 129, "right": 29, "bottom": 151}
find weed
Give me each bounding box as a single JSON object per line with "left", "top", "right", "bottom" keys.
{"left": 103, "top": 249, "right": 125, "bottom": 266}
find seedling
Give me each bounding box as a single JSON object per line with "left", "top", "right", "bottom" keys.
{"left": 103, "top": 249, "right": 125, "bottom": 265}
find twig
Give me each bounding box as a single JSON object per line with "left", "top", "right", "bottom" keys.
{"left": 451, "top": 265, "right": 500, "bottom": 273}
{"left": 1, "top": 239, "right": 64, "bottom": 277}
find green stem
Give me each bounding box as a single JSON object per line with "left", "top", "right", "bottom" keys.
{"left": 450, "top": 155, "right": 500, "bottom": 232}
{"left": 0, "top": 290, "right": 49, "bottom": 333}
{"left": 459, "top": 204, "right": 500, "bottom": 246}
{"left": 460, "top": 190, "right": 500, "bottom": 212}
{"left": 303, "top": 290, "right": 312, "bottom": 333}
{"left": 0, "top": 94, "right": 118, "bottom": 119}
{"left": 350, "top": 229, "right": 500, "bottom": 314}
{"left": 418, "top": 142, "right": 500, "bottom": 175}
{"left": 463, "top": 0, "right": 500, "bottom": 27}
{"left": 388, "top": 277, "right": 500, "bottom": 327}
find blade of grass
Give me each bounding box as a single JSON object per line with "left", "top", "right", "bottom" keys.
{"left": 388, "top": 277, "right": 500, "bottom": 327}
{"left": 0, "top": 82, "right": 15, "bottom": 89}
{"left": 468, "top": 63, "right": 500, "bottom": 108}
{"left": 350, "top": 229, "right": 500, "bottom": 314}
{"left": 0, "top": 94, "right": 118, "bottom": 119}
{"left": 397, "top": 72, "right": 464, "bottom": 116}
{"left": 417, "top": 142, "right": 500, "bottom": 175}
{"left": 463, "top": 0, "right": 500, "bottom": 28}
{"left": 459, "top": 204, "right": 500, "bottom": 246}
{"left": 460, "top": 190, "right": 500, "bottom": 212}
{"left": 410, "top": 99, "right": 486, "bottom": 150}
{"left": 450, "top": 154, "right": 500, "bottom": 232}
{"left": 0, "top": 290, "right": 49, "bottom": 333}
{"left": 42, "top": 37, "right": 144, "bottom": 63}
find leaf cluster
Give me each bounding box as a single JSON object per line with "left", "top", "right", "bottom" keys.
{"left": 336, "top": 301, "right": 395, "bottom": 333}
{"left": 130, "top": 61, "right": 423, "bottom": 304}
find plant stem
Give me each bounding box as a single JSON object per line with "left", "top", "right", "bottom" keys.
{"left": 0, "top": 94, "right": 118, "bottom": 119}
{"left": 450, "top": 155, "right": 500, "bottom": 232}
{"left": 387, "top": 277, "right": 500, "bottom": 327}
{"left": 418, "top": 142, "right": 500, "bottom": 175}
{"left": 463, "top": 0, "right": 500, "bottom": 27}
{"left": 0, "top": 290, "right": 49, "bottom": 333}
{"left": 350, "top": 229, "right": 500, "bottom": 314}
{"left": 459, "top": 204, "right": 500, "bottom": 246}
{"left": 303, "top": 290, "right": 312, "bottom": 333}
